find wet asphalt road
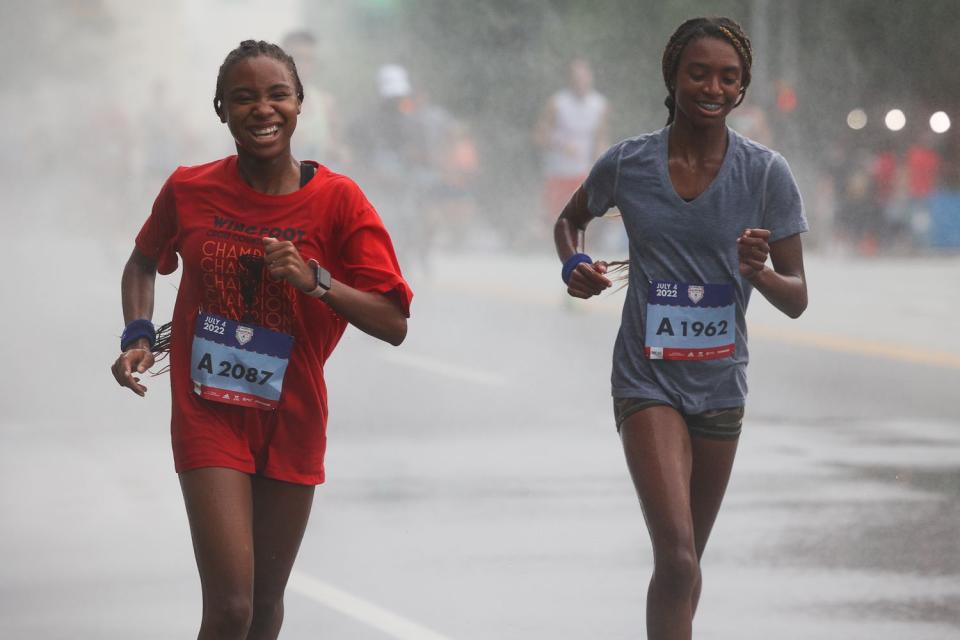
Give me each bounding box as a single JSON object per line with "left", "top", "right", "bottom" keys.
{"left": 1, "top": 241, "right": 958, "bottom": 639}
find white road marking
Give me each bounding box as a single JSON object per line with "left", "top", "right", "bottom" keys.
{"left": 381, "top": 350, "right": 506, "bottom": 385}
{"left": 288, "top": 571, "right": 454, "bottom": 640}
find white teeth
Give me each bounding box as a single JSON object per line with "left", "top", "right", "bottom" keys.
{"left": 698, "top": 103, "right": 722, "bottom": 111}
{"left": 252, "top": 125, "right": 279, "bottom": 136}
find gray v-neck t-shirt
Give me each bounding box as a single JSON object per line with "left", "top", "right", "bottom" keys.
{"left": 584, "top": 126, "right": 808, "bottom": 413}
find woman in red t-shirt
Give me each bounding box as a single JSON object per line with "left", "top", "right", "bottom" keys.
{"left": 110, "top": 40, "right": 411, "bottom": 639}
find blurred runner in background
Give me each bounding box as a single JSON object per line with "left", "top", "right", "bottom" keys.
{"left": 535, "top": 58, "right": 609, "bottom": 244}
{"left": 282, "top": 30, "right": 348, "bottom": 169}
{"left": 416, "top": 90, "right": 480, "bottom": 256}
{"left": 349, "top": 64, "right": 438, "bottom": 274}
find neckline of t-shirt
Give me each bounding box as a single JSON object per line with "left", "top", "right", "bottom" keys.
{"left": 658, "top": 125, "right": 737, "bottom": 209}
{"left": 225, "top": 156, "right": 323, "bottom": 204}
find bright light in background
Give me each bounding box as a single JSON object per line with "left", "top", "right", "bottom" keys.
{"left": 885, "top": 109, "right": 906, "bottom": 131}
{"left": 930, "top": 111, "right": 951, "bottom": 134}
{"left": 846, "top": 108, "right": 868, "bottom": 130}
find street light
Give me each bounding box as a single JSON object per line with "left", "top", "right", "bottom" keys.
{"left": 884, "top": 109, "right": 906, "bottom": 131}
{"left": 846, "top": 108, "right": 868, "bottom": 130}
{"left": 930, "top": 111, "right": 951, "bottom": 134}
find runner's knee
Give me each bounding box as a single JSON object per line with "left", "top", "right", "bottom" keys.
{"left": 652, "top": 545, "right": 700, "bottom": 597}
{"left": 202, "top": 593, "right": 253, "bottom": 638}
{"left": 251, "top": 595, "right": 284, "bottom": 626}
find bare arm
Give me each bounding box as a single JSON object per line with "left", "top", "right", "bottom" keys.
{"left": 554, "top": 186, "right": 612, "bottom": 299}
{"left": 737, "top": 229, "right": 807, "bottom": 318}
{"left": 121, "top": 247, "right": 157, "bottom": 324}
{"left": 111, "top": 248, "right": 158, "bottom": 396}
{"left": 321, "top": 281, "right": 407, "bottom": 346}
{"left": 263, "top": 237, "right": 407, "bottom": 346}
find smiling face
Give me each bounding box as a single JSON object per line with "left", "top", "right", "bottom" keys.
{"left": 219, "top": 56, "right": 301, "bottom": 161}
{"left": 671, "top": 36, "right": 744, "bottom": 128}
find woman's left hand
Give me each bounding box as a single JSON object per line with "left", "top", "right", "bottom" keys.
{"left": 263, "top": 237, "right": 314, "bottom": 292}
{"left": 737, "top": 228, "right": 771, "bottom": 280}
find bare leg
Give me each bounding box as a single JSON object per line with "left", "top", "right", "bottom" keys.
{"left": 180, "top": 468, "right": 255, "bottom": 640}
{"left": 689, "top": 435, "right": 739, "bottom": 615}
{"left": 620, "top": 406, "right": 698, "bottom": 640}
{"left": 245, "top": 475, "right": 316, "bottom": 640}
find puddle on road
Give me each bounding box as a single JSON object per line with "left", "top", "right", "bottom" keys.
{"left": 819, "top": 596, "right": 960, "bottom": 628}
{"left": 758, "top": 460, "right": 960, "bottom": 628}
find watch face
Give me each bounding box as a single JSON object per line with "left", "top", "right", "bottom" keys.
{"left": 316, "top": 264, "right": 332, "bottom": 290}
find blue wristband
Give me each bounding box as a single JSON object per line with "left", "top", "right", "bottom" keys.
{"left": 562, "top": 253, "right": 593, "bottom": 285}
{"left": 121, "top": 319, "right": 156, "bottom": 352}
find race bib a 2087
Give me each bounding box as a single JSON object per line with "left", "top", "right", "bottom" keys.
{"left": 644, "top": 281, "right": 735, "bottom": 361}
{"left": 190, "top": 312, "right": 294, "bottom": 410}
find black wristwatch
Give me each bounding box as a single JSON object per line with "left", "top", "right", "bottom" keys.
{"left": 307, "top": 259, "right": 332, "bottom": 298}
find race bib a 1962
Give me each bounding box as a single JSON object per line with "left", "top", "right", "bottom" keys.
{"left": 190, "top": 312, "right": 294, "bottom": 410}
{"left": 644, "top": 281, "right": 735, "bottom": 361}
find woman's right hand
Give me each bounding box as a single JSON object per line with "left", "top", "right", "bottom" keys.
{"left": 111, "top": 341, "right": 155, "bottom": 397}
{"left": 567, "top": 260, "right": 612, "bottom": 299}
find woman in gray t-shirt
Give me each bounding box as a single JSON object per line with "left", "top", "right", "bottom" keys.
{"left": 554, "top": 17, "right": 808, "bottom": 639}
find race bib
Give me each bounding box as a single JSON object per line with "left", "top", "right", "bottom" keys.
{"left": 644, "top": 281, "right": 735, "bottom": 360}
{"left": 190, "top": 312, "right": 294, "bottom": 410}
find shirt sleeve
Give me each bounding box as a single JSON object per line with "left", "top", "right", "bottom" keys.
{"left": 761, "top": 153, "right": 809, "bottom": 243}
{"left": 583, "top": 141, "right": 624, "bottom": 217}
{"left": 134, "top": 173, "right": 180, "bottom": 275}
{"left": 335, "top": 182, "right": 413, "bottom": 317}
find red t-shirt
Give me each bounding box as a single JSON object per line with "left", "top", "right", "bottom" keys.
{"left": 136, "top": 156, "right": 412, "bottom": 484}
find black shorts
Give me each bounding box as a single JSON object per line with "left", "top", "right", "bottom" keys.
{"left": 613, "top": 397, "right": 744, "bottom": 441}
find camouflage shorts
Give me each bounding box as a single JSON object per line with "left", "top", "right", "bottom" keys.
{"left": 613, "top": 397, "right": 744, "bottom": 441}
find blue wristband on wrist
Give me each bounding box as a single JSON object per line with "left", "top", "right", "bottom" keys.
{"left": 562, "top": 253, "right": 593, "bottom": 284}
{"left": 121, "top": 319, "right": 156, "bottom": 352}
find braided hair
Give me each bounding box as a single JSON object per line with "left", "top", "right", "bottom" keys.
{"left": 213, "top": 40, "right": 304, "bottom": 121}
{"left": 660, "top": 17, "right": 753, "bottom": 125}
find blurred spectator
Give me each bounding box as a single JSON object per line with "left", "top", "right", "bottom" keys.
{"left": 416, "top": 92, "right": 480, "bottom": 251}
{"left": 349, "top": 64, "right": 432, "bottom": 272}
{"left": 927, "top": 132, "right": 960, "bottom": 249}
{"left": 873, "top": 132, "right": 943, "bottom": 251}
{"left": 282, "top": 30, "right": 348, "bottom": 168}
{"left": 838, "top": 150, "right": 880, "bottom": 255}
{"left": 534, "top": 58, "right": 609, "bottom": 241}
{"left": 868, "top": 144, "right": 901, "bottom": 252}
{"left": 871, "top": 147, "right": 898, "bottom": 206}
{"left": 902, "top": 131, "right": 941, "bottom": 247}
{"left": 348, "top": 65, "right": 483, "bottom": 272}
{"left": 728, "top": 103, "right": 774, "bottom": 148}
{"left": 906, "top": 132, "right": 941, "bottom": 200}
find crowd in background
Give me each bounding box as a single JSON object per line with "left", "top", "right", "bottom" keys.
{"left": 116, "top": 29, "right": 960, "bottom": 265}
{"left": 7, "top": 1, "right": 960, "bottom": 266}
{"left": 822, "top": 129, "right": 960, "bottom": 254}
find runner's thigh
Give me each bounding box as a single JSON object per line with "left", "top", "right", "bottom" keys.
{"left": 250, "top": 475, "right": 316, "bottom": 599}
{"left": 619, "top": 405, "right": 696, "bottom": 548}
{"left": 180, "top": 467, "right": 255, "bottom": 597}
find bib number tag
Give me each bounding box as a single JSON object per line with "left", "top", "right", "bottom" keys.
{"left": 644, "top": 281, "right": 735, "bottom": 361}
{"left": 190, "top": 312, "right": 294, "bottom": 410}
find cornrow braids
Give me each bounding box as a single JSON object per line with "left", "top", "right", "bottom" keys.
{"left": 660, "top": 17, "right": 753, "bottom": 125}
{"left": 213, "top": 40, "right": 304, "bottom": 120}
